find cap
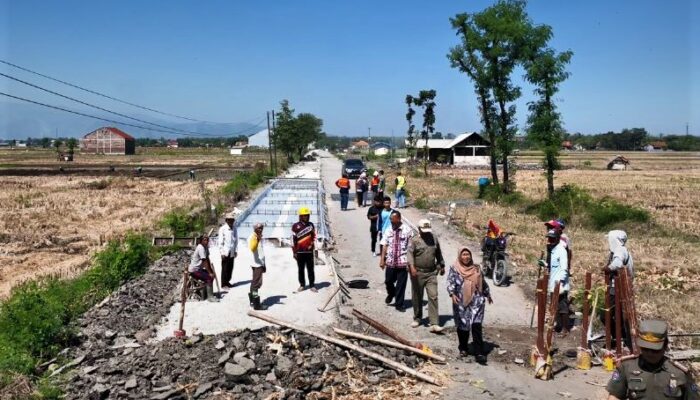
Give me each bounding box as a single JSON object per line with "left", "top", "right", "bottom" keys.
{"left": 545, "top": 219, "right": 562, "bottom": 230}
{"left": 637, "top": 319, "right": 667, "bottom": 350}
{"left": 546, "top": 229, "right": 559, "bottom": 238}
{"left": 373, "top": 171, "right": 379, "bottom": 176}
{"left": 418, "top": 219, "right": 432, "bottom": 232}
{"left": 224, "top": 212, "right": 237, "bottom": 220}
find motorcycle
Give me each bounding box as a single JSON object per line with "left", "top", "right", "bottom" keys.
{"left": 480, "top": 230, "right": 515, "bottom": 286}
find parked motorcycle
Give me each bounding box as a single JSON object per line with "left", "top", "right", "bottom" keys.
{"left": 480, "top": 230, "right": 515, "bottom": 286}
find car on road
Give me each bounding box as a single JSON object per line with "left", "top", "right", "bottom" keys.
{"left": 342, "top": 158, "right": 366, "bottom": 178}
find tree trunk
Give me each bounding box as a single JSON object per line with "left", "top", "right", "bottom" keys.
{"left": 497, "top": 98, "right": 510, "bottom": 193}
{"left": 546, "top": 151, "right": 555, "bottom": 198}
{"left": 423, "top": 137, "right": 429, "bottom": 177}
{"left": 478, "top": 89, "right": 499, "bottom": 185}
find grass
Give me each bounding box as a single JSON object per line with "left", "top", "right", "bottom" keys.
{"left": 221, "top": 166, "right": 271, "bottom": 201}
{"left": 0, "top": 234, "right": 151, "bottom": 377}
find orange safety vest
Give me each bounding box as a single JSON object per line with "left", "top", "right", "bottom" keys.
{"left": 336, "top": 177, "right": 350, "bottom": 189}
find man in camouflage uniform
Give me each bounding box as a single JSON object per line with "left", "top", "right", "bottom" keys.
{"left": 606, "top": 319, "right": 698, "bottom": 399}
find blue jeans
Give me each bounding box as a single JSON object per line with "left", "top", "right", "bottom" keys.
{"left": 396, "top": 189, "right": 406, "bottom": 208}
{"left": 340, "top": 192, "right": 349, "bottom": 210}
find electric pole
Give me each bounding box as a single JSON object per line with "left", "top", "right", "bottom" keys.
{"left": 271, "top": 109, "right": 278, "bottom": 174}
{"left": 266, "top": 112, "right": 273, "bottom": 172}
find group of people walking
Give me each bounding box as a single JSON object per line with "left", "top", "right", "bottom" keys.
{"left": 335, "top": 169, "right": 408, "bottom": 210}
{"left": 187, "top": 207, "right": 319, "bottom": 310}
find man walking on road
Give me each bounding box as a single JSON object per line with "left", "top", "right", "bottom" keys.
{"left": 395, "top": 171, "right": 407, "bottom": 208}
{"left": 248, "top": 223, "right": 266, "bottom": 310}
{"left": 335, "top": 173, "right": 351, "bottom": 211}
{"left": 218, "top": 211, "right": 239, "bottom": 288}
{"left": 292, "top": 207, "right": 318, "bottom": 292}
{"left": 379, "top": 211, "right": 413, "bottom": 312}
{"left": 378, "top": 170, "right": 386, "bottom": 199}
{"left": 367, "top": 197, "right": 382, "bottom": 256}
{"left": 408, "top": 219, "right": 445, "bottom": 332}
{"left": 377, "top": 195, "right": 394, "bottom": 256}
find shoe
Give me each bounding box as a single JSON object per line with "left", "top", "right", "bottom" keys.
{"left": 247, "top": 293, "right": 254, "bottom": 306}
{"left": 296, "top": 286, "right": 305, "bottom": 293}
{"left": 411, "top": 321, "right": 421, "bottom": 328}
{"left": 395, "top": 306, "right": 405, "bottom": 313}
{"left": 430, "top": 325, "right": 444, "bottom": 334}
{"left": 475, "top": 354, "right": 487, "bottom": 364}
{"left": 206, "top": 285, "right": 220, "bottom": 302}
{"left": 252, "top": 295, "right": 266, "bottom": 310}
{"left": 310, "top": 286, "right": 318, "bottom": 293}
{"left": 384, "top": 294, "right": 394, "bottom": 304}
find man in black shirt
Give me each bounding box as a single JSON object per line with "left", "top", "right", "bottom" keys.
{"left": 367, "top": 197, "right": 382, "bottom": 256}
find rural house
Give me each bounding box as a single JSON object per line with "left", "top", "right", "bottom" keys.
{"left": 371, "top": 142, "right": 393, "bottom": 156}
{"left": 351, "top": 140, "right": 369, "bottom": 150}
{"left": 81, "top": 127, "right": 135, "bottom": 155}
{"left": 410, "top": 132, "right": 490, "bottom": 166}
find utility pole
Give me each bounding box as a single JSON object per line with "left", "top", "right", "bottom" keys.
{"left": 368, "top": 127, "right": 371, "bottom": 159}
{"left": 391, "top": 128, "right": 395, "bottom": 161}
{"left": 271, "top": 109, "right": 278, "bottom": 175}
{"left": 687, "top": 123, "right": 690, "bottom": 136}
{"left": 266, "top": 112, "right": 273, "bottom": 173}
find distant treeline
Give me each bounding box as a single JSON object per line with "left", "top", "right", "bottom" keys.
{"left": 564, "top": 128, "right": 700, "bottom": 151}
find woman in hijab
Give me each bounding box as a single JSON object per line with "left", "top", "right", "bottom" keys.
{"left": 447, "top": 247, "right": 493, "bottom": 363}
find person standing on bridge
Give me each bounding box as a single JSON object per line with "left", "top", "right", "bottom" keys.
{"left": 448, "top": 247, "right": 492, "bottom": 363}
{"left": 335, "top": 173, "right": 351, "bottom": 211}
{"left": 292, "top": 207, "right": 317, "bottom": 292}
{"left": 408, "top": 219, "right": 445, "bottom": 333}
{"left": 248, "top": 223, "right": 266, "bottom": 310}
{"left": 379, "top": 210, "right": 413, "bottom": 312}
{"left": 218, "top": 211, "right": 239, "bottom": 288}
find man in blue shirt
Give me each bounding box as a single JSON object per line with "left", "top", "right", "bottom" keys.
{"left": 376, "top": 196, "right": 394, "bottom": 259}
{"left": 543, "top": 229, "right": 570, "bottom": 336}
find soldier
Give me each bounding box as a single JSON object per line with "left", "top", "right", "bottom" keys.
{"left": 606, "top": 319, "right": 698, "bottom": 400}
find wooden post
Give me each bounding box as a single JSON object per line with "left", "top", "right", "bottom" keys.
{"left": 614, "top": 275, "right": 622, "bottom": 355}
{"left": 604, "top": 271, "right": 612, "bottom": 351}
{"left": 581, "top": 272, "right": 591, "bottom": 349}
{"left": 620, "top": 269, "right": 639, "bottom": 355}
{"left": 248, "top": 311, "right": 441, "bottom": 386}
{"left": 545, "top": 282, "right": 560, "bottom": 352}
{"left": 317, "top": 286, "right": 341, "bottom": 312}
{"left": 174, "top": 269, "right": 188, "bottom": 337}
{"left": 536, "top": 277, "right": 547, "bottom": 354}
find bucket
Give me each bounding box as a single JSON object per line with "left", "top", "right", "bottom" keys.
{"left": 478, "top": 177, "right": 490, "bottom": 187}
{"left": 602, "top": 351, "right": 615, "bottom": 371}
{"left": 576, "top": 348, "right": 592, "bottom": 370}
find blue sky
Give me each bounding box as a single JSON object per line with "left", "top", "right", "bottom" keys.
{"left": 0, "top": 0, "right": 698, "bottom": 137}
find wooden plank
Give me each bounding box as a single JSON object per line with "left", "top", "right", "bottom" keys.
{"left": 352, "top": 309, "right": 421, "bottom": 349}
{"left": 333, "top": 328, "right": 446, "bottom": 363}
{"left": 248, "top": 311, "right": 441, "bottom": 386}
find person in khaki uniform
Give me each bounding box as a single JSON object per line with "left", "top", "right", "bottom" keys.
{"left": 407, "top": 219, "right": 445, "bottom": 333}
{"left": 606, "top": 319, "right": 698, "bottom": 400}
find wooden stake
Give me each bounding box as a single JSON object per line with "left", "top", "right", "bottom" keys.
{"left": 581, "top": 272, "right": 591, "bottom": 349}
{"left": 545, "top": 282, "right": 560, "bottom": 352}
{"left": 614, "top": 275, "right": 622, "bottom": 355}
{"left": 352, "top": 309, "right": 421, "bottom": 349}
{"left": 604, "top": 271, "right": 612, "bottom": 351}
{"left": 333, "top": 328, "right": 446, "bottom": 363}
{"left": 174, "top": 269, "right": 188, "bottom": 337}
{"left": 248, "top": 311, "right": 441, "bottom": 386}
{"left": 317, "top": 286, "right": 341, "bottom": 312}
{"left": 620, "top": 269, "right": 639, "bottom": 355}
{"left": 536, "top": 277, "right": 546, "bottom": 354}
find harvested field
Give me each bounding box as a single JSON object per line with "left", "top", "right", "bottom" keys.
{"left": 388, "top": 152, "right": 700, "bottom": 335}
{"left": 0, "top": 175, "right": 222, "bottom": 297}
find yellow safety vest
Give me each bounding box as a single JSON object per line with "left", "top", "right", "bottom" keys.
{"left": 396, "top": 176, "right": 406, "bottom": 190}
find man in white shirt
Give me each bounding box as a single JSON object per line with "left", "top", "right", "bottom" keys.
{"left": 218, "top": 211, "right": 239, "bottom": 288}
{"left": 248, "top": 223, "right": 266, "bottom": 310}
{"left": 546, "top": 229, "right": 570, "bottom": 336}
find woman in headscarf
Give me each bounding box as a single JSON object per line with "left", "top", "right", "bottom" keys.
{"left": 447, "top": 247, "right": 493, "bottom": 363}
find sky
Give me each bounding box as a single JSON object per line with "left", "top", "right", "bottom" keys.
{"left": 0, "top": 0, "right": 698, "bottom": 138}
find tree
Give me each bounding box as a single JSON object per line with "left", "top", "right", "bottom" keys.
{"left": 525, "top": 48, "right": 573, "bottom": 197}
{"left": 405, "top": 95, "right": 417, "bottom": 160}
{"left": 449, "top": 0, "right": 550, "bottom": 193}
{"left": 40, "top": 137, "right": 50, "bottom": 148}
{"left": 294, "top": 113, "right": 324, "bottom": 160}
{"left": 431, "top": 132, "right": 443, "bottom": 139}
{"left": 66, "top": 138, "right": 78, "bottom": 155}
{"left": 274, "top": 100, "right": 297, "bottom": 163}
{"left": 53, "top": 139, "right": 62, "bottom": 153}
{"left": 413, "top": 90, "right": 437, "bottom": 176}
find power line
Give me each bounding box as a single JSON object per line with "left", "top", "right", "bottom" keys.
{"left": 0, "top": 72, "right": 250, "bottom": 137}
{"left": 0, "top": 58, "right": 230, "bottom": 124}
{"left": 0, "top": 91, "right": 265, "bottom": 138}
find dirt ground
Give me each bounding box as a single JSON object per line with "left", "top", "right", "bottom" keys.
{"left": 319, "top": 152, "right": 611, "bottom": 399}
{"left": 0, "top": 175, "right": 222, "bottom": 297}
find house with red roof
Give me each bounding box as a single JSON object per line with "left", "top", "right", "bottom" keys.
{"left": 81, "top": 127, "right": 136, "bottom": 155}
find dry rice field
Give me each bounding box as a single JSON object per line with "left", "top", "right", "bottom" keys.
{"left": 0, "top": 175, "right": 222, "bottom": 297}
{"left": 399, "top": 151, "right": 700, "bottom": 334}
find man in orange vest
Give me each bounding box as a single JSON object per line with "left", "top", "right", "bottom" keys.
{"left": 335, "top": 173, "right": 351, "bottom": 211}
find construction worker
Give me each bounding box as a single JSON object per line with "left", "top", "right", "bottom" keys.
{"left": 602, "top": 230, "right": 634, "bottom": 350}
{"left": 378, "top": 170, "right": 386, "bottom": 199}
{"left": 248, "top": 223, "right": 266, "bottom": 310}
{"left": 189, "top": 235, "right": 219, "bottom": 302}
{"left": 218, "top": 211, "right": 239, "bottom": 288}
{"left": 606, "top": 319, "right": 698, "bottom": 400}
{"left": 395, "top": 171, "right": 407, "bottom": 208}
{"left": 408, "top": 219, "right": 445, "bottom": 333}
{"left": 292, "top": 207, "right": 317, "bottom": 292}
{"left": 335, "top": 173, "right": 351, "bottom": 211}
{"left": 541, "top": 229, "right": 570, "bottom": 336}
{"left": 370, "top": 171, "right": 380, "bottom": 200}
{"left": 545, "top": 219, "right": 572, "bottom": 271}
{"left": 356, "top": 172, "right": 368, "bottom": 207}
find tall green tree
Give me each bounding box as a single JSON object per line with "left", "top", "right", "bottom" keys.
{"left": 294, "top": 113, "right": 324, "bottom": 159}
{"left": 413, "top": 90, "right": 437, "bottom": 176}
{"left": 66, "top": 138, "right": 78, "bottom": 155}
{"left": 405, "top": 95, "right": 417, "bottom": 160}
{"left": 525, "top": 48, "right": 573, "bottom": 197}
{"left": 53, "top": 139, "right": 62, "bottom": 153}
{"left": 274, "top": 100, "right": 297, "bottom": 163}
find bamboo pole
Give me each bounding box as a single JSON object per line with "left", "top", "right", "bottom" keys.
{"left": 604, "top": 271, "right": 612, "bottom": 351}
{"left": 174, "top": 269, "right": 188, "bottom": 337}
{"left": 317, "top": 286, "right": 341, "bottom": 312}
{"left": 581, "top": 272, "right": 591, "bottom": 349}
{"left": 333, "top": 328, "right": 446, "bottom": 363}
{"left": 352, "top": 309, "right": 421, "bottom": 349}
{"left": 620, "top": 269, "right": 639, "bottom": 355}
{"left": 614, "top": 275, "right": 622, "bottom": 355}
{"left": 248, "top": 311, "right": 441, "bottom": 386}
{"left": 536, "top": 277, "right": 546, "bottom": 354}
{"left": 545, "top": 282, "right": 560, "bottom": 352}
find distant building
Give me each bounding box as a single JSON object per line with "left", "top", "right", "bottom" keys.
{"left": 645, "top": 141, "right": 667, "bottom": 151}
{"left": 81, "top": 127, "right": 135, "bottom": 155}
{"left": 166, "top": 139, "right": 178, "bottom": 148}
{"left": 230, "top": 145, "right": 245, "bottom": 156}
{"left": 352, "top": 140, "right": 369, "bottom": 150}
{"left": 562, "top": 140, "right": 573, "bottom": 150}
{"left": 371, "top": 142, "right": 393, "bottom": 156}
{"left": 409, "top": 132, "right": 490, "bottom": 166}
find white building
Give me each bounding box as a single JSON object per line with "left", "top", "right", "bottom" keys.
{"left": 409, "top": 132, "right": 490, "bottom": 166}
{"left": 248, "top": 129, "right": 270, "bottom": 148}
